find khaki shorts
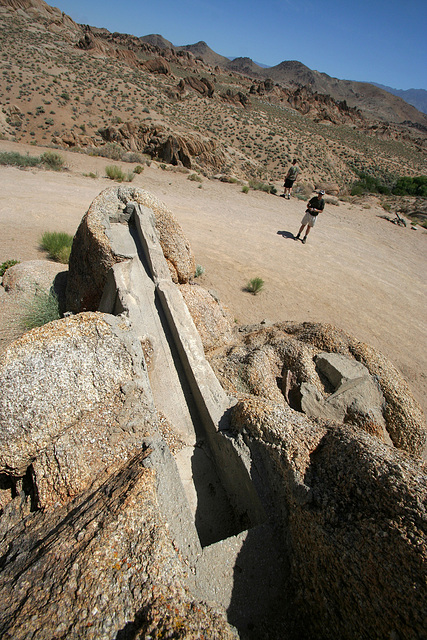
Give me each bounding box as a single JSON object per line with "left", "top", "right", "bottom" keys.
{"left": 301, "top": 211, "right": 317, "bottom": 227}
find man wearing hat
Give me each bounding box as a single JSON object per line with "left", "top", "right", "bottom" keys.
{"left": 295, "top": 190, "right": 325, "bottom": 244}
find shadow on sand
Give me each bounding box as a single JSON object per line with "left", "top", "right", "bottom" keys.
{"left": 277, "top": 230, "right": 297, "bottom": 239}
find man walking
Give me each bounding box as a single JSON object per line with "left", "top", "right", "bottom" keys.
{"left": 282, "top": 159, "right": 300, "bottom": 199}
{"left": 295, "top": 190, "right": 325, "bottom": 244}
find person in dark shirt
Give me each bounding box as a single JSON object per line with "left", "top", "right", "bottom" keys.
{"left": 295, "top": 190, "right": 325, "bottom": 244}
{"left": 281, "top": 159, "right": 300, "bottom": 199}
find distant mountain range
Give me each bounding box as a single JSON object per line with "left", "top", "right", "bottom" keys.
{"left": 369, "top": 83, "right": 427, "bottom": 115}
{"left": 139, "top": 36, "right": 426, "bottom": 125}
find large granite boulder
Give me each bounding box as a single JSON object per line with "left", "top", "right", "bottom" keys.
{"left": 0, "top": 312, "right": 236, "bottom": 639}
{"left": 2, "top": 260, "right": 66, "bottom": 297}
{"left": 208, "top": 321, "right": 427, "bottom": 457}
{"left": 0, "top": 312, "right": 156, "bottom": 511}
{"left": 231, "top": 396, "right": 427, "bottom": 640}
{"left": 65, "top": 187, "right": 196, "bottom": 313}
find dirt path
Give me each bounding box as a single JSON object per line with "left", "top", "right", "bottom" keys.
{"left": 1, "top": 140, "right": 426, "bottom": 415}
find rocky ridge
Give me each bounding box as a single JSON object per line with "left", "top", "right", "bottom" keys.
{"left": 1, "top": 0, "right": 426, "bottom": 186}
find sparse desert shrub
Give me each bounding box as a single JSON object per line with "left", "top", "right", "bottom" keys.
{"left": 0, "top": 151, "right": 40, "bottom": 167}
{"left": 22, "top": 288, "right": 60, "bottom": 329}
{"left": 122, "top": 151, "right": 145, "bottom": 163}
{"left": 194, "top": 264, "right": 205, "bottom": 277}
{"left": 105, "top": 165, "right": 134, "bottom": 182}
{"left": 83, "top": 171, "right": 98, "bottom": 178}
{"left": 105, "top": 165, "right": 125, "bottom": 181}
{"left": 246, "top": 277, "right": 264, "bottom": 295}
{"left": 91, "top": 142, "right": 124, "bottom": 161}
{"left": 133, "top": 165, "right": 144, "bottom": 174}
{"left": 188, "top": 173, "right": 202, "bottom": 182}
{"left": 40, "top": 231, "right": 73, "bottom": 263}
{"left": 248, "top": 180, "right": 276, "bottom": 195}
{"left": 294, "top": 182, "right": 313, "bottom": 199}
{"left": 242, "top": 185, "right": 249, "bottom": 194}
{"left": 41, "top": 151, "right": 64, "bottom": 170}
{"left": 0, "top": 259, "right": 20, "bottom": 277}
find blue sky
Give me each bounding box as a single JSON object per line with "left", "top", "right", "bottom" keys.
{"left": 51, "top": 0, "right": 427, "bottom": 90}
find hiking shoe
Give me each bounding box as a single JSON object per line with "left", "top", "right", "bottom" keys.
{"left": 295, "top": 233, "right": 300, "bottom": 240}
{"left": 302, "top": 236, "right": 307, "bottom": 244}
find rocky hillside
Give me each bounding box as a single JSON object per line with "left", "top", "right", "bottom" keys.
{"left": 0, "top": 0, "right": 426, "bottom": 188}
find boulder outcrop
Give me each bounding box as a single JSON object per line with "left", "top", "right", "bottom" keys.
{"left": 65, "top": 186, "right": 195, "bottom": 313}
{"left": 2, "top": 187, "right": 426, "bottom": 640}
{"left": 208, "top": 321, "right": 427, "bottom": 457}
{"left": 0, "top": 312, "right": 156, "bottom": 508}
{"left": 95, "top": 122, "right": 226, "bottom": 172}
{"left": 0, "top": 311, "right": 236, "bottom": 639}
{"left": 231, "top": 396, "right": 427, "bottom": 640}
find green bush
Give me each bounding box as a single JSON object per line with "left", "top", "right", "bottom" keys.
{"left": 40, "top": 231, "right": 73, "bottom": 263}
{"left": 133, "top": 165, "right": 144, "bottom": 174}
{"left": 0, "top": 151, "right": 40, "bottom": 167}
{"left": 0, "top": 259, "right": 20, "bottom": 276}
{"left": 22, "top": 288, "right": 60, "bottom": 329}
{"left": 392, "top": 176, "right": 427, "bottom": 197}
{"left": 350, "top": 171, "right": 392, "bottom": 196}
{"left": 194, "top": 264, "right": 205, "bottom": 277}
{"left": 41, "top": 151, "right": 64, "bottom": 170}
{"left": 246, "top": 277, "right": 264, "bottom": 295}
{"left": 242, "top": 185, "right": 249, "bottom": 194}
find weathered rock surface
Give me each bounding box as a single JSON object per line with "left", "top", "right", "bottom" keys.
{"left": 142, "top": 56, "right": 171, "bottom": 75}
{"left": 179, "top": 283, "right": 234, "bottom": 352}
{"left": 179, "top": 75, "right": 215, "bottom": 97}
{"left": 2, "top": 259, "right": 66, "bottom": 297}
{"left": 208, "top": 322, "right": 427, "bottom": 457}
{"left": 66, "top": 186, "right": 196, "bottom": 312}
{"left": 95, "top": 122, "right": 227, "bottom": 173}
{"left": 0, "top": 453, "right": 236, "bottom": 640}
{"left": 0, "top": 312, "right": 156, "bottom": 510}
{"left": 299, "top": 351, "right": 389, "bottom": 442}
{"left": 0, "top": 311, "right": 236, "bottom": 639}
{"left": 231, "top": 396, "right": 427, "bottom": 640}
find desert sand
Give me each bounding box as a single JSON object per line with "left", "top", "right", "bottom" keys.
{"left": 1, "top": 140, "right": 426, "bottom": 415}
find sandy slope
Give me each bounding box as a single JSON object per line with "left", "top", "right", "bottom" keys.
{"left": 1, "top": 140, "right": 426, "bottom": 415}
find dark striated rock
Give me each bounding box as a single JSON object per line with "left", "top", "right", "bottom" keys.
{"left": 180, "top": 75, "right": 215, "bottom": 97}
{"left": 0, "top": 451, "right": 234, "bottom": 639}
